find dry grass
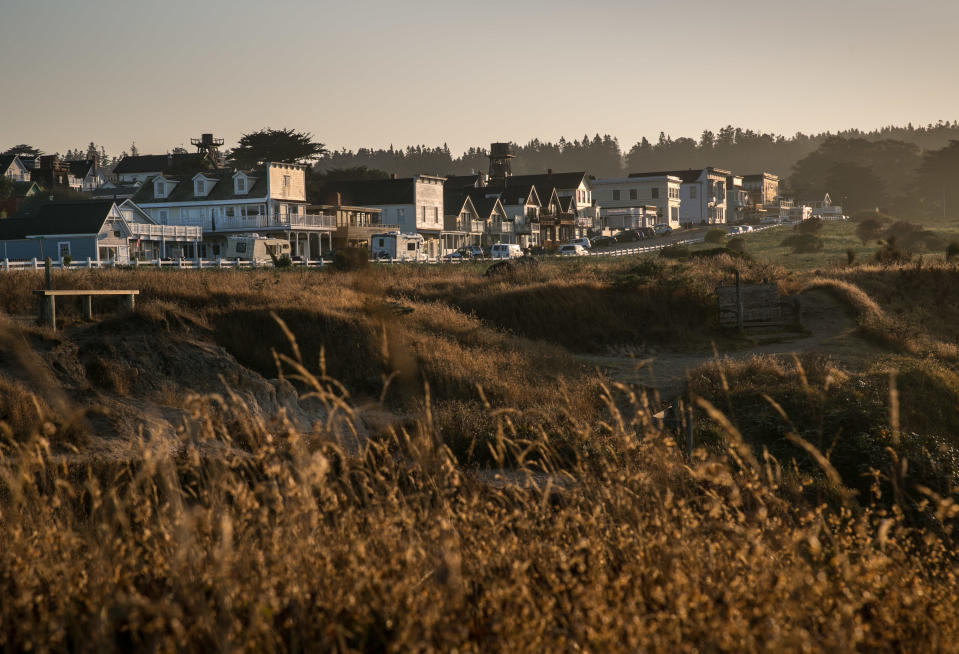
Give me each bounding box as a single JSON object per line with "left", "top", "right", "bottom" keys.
{"left": 2, "top": 259, "right": 959, "bottom": 650}
{"left": 2, "top": 345, "right": 959, "bottom": 652}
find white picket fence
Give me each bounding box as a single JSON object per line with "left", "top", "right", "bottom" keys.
{"left": 0, "top": 229, "right": 776, "bottom": 272}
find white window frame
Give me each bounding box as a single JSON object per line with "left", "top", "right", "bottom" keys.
{"left": 195, "top": 179, "right": 205, "bottom": 196}
{"left": 57, "top": 242, "right": 71, "bottom": 260}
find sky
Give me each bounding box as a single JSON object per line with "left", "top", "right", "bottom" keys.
{"left": 2, "top": 0, "right": 958, "bottom": 158}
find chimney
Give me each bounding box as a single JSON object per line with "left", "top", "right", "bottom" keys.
{"left": 335, "top": 192, "right": 342, "bottom": 206}
{"left": 547, "top": 168, "right": 553, "bottom": 178}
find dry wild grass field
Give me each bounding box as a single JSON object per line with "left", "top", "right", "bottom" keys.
{"left": 2, "top": 252, "right": 959, "bottom": 651}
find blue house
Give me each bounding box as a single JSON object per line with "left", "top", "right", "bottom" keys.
{"left": 0, "top": 200, "right": 201, "bottom": 263}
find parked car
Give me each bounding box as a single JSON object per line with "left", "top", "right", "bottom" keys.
{"left": 567, "top": 237, "right": 592, "bottom": 250}
{"left": 727, "top": 225, "right": 744, "bottom": 235}
{"left": 443, "top": 251, "right": 465, "bottom": 261}
{"left": 652, "top": 224, "right": 673, "bottom": 236}
{"left": 637, "top": 227, "right": 655, "bottom": 239}
{"left": 490, "top": 243, "right": 523, "bottom": 259}
{"left": 462, "top": 245, "right": 484, "bottom": 258}
{"left": 557, "top": 244, "right": 587, "bottom": 256}
{"left": 615, "top": 229, "right": 639, "bottom": 243}
{"left": 590, "top": 235, "right": 615, "bottom": 248}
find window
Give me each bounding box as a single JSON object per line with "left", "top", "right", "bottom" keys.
{"left": 421, "top": 206, "right": 427, "bottom": 222}
{"left": 236, "top": 176, "right": 246, "bottom": 193}
{"left": 283, "top": 175, "right": 291, "bottom": 193}
{"left": 407, "top": 242, "right": 417, "bottom": 251}
{"left": 612, "top": 190, "right": 621, "bottom": 201}
{"left": 629, "top": 189, "right": 637, "bottom": 200}
{"left": 225, "top": 206, "right": 235, "bottom": 218}
{"left": 158, "top": 209, "right": 169, "bottom": 223}
{"left": 689, "top": 186, "right": 697, "bottom": 199}
{"left": 398, "top": 208, "right": 405, "bottom": 218}
{"left": 155, "top": 181, "right": 165, "bottom": 197}
{"left": 195, "top": 180, "right": 205, "bottom": 195}
{"left": 433, "top": 207, "right": 439, "bottom": 223}
{"left": 57, "top": 242, "right": 71, "bottom": 259}
{"left": 652, "top": 188, "right": 659, "bottom": 199}
{"left": 236, "top": 242, "right": 248, "bottom": 254}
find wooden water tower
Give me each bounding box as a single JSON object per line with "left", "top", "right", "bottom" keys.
{"left": 190, "top": 133, "right": 224, "bottom": 165}
{"left": 488, "top": 142, "right": 514, "bottom": 185}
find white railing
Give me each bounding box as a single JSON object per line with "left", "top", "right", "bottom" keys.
{"left": 490, "top": 221, "right": 513, "bottom": 233}
{"left": 185, "top": 212, "right": 337, "bottom": 232}
{"left": 128, "top": 223, "right": 203, "bottom": 239}
{"left": 0, "top": 235, "right": 726, "bottom": 271}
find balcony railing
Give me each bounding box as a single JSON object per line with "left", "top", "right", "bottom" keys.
{"left": 128, "top": 223, "right": 203, "bottom": 239}
{"left": 175, "top": 212, "right": 337, "bottom": 232}
{"left": 490, "top": 221, "right": 513, "bottom": 234}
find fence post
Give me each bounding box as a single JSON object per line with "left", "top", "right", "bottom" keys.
{"left": 2, "top": 258, "right": 7, "bottom": 271}
{"left": 32, "top": 258, "right": 38, "bottom": 270}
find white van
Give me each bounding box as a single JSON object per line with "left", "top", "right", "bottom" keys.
{"left": 371, "top": 232, "right": 426, "bottom": 262}
{"left": 490, "top": 243, "right": 523, "bottom": 259}
{"left": 223, "top": 235, "right": 291, "bottom": 263}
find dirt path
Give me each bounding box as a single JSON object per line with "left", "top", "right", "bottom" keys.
{"left": 578, "top": 289, "right": 883, "bottom": 401}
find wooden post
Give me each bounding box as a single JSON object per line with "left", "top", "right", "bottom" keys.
{"left": 125, "top": 293, "right": 136, "bottom": 312}
{"left": 45, "top": 258, "right": 52, "bottom": 289}
{"left": 45, "top": 294, "right": 56, "bottom": 330}
{"left": 83, "top": 295, "right": 93, "bottom": 320}
{"left": 735, "top": 269, "right": 744, "bottom": 333}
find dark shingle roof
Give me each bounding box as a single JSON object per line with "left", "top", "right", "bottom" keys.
{"left": 443, "top": 187, "right": 470, "bottom": 216}
{"left": 628, "top": 167, "right": 732, "bottom": 183}
{"left": 68, "top": 159, "right": 95, "bottom": 178}
{"left": 323, "top": 178, "right": 417, "bottom": 206}
{"left": 464, "top": 188, "right": 503, "bottom": 219}
{"left": 130, "top": 169, "right": 266, "bottom": 204}
{"left": 12, "top": 181, "right": 38, "bottom": 197}
{"left": 0, "top": 154, "right": 19, "bottom": 173}
{"left": 443, "top": 174, "right": 482, "bottom": 191}
{"left": 0, "top": 200, "right": 115, "bottom": 239}
{"left": 113, "top": 153, "right": 205, "bottom": 175}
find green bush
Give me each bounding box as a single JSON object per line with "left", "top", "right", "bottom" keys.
{"left": 726, "top": 236, "right": 747, "bottom": 253}
{"left": 704, "top": 228, "right": 726, "bottom": 244}
{"left": 780, "top": 233, "right": 824, "bottom": 253}
{"left": 875, "top": 237, "right": 911, "bottom": 265}
{"left": 946, "top": 241, "right": 959, "bottom": 261}
{"left": 273, "top": 254, "right": 292, "bottom": 268}
{"left": 332, "top": 247, "right": 370, "bottom": 271}
{"left": 856, "top": 218, "right": 884, "bottom": 245}
{"left": 794, "top": 217, "right": 824, "bottom": 235}
{"left": 659, "top": 244, "right": 691, "bottom": 259}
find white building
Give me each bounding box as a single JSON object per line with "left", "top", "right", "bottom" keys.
{"left": 132, "top": 162, "right": 333, "bottom": 259}
{"left": 324, "top": 175, "right": 452, "bottom": 255}
{"left": 0, "top": 155, "right": 31, "bottom": 183}
{"left": 627, "top": 167, "right": 730, "bottom": 225}
{"left": 591, "top": 175, "right": 682, "bottom": 228}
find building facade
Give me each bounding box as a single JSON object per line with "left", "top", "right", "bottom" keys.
{"left": 592, "top": 175, "right": 682, "bottom": 228}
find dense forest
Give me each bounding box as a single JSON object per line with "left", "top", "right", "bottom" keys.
{"left": 314, "top": 122, "right": 959, "bottom": 216}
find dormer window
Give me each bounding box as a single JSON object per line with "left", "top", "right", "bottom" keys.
{"left": 195, "top": 179, "right": 205, "bottom": 196}
{"left": 236, "top": 176, "right": 246, "bottom": 193}
{"left": 155, "top": 180, "right": 166, "bottom": 198}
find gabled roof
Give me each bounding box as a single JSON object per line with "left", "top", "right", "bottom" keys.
{"left": 113, "top": 153, "right": 206, "bottom": 175}
{"left": 443, "top": 174, "right": 482, "bottom": 191}
{"left": 323, "top": 178, "right": 418, "bottom": 206}
{"left": 507, "top": 171, "right": 588, "bottom": 194}
{"left": 68, "top": 159, "right": 96, "bottom": 179}
{"left": 0, "top": 200, "right": 117, "bottom": 240}
{"left": 485, "top": 182, "right": 540, "bottom": 207}
{"left": 12, "top": 181, "right": 39, "bottom": 197}
{"left": 443, "top": 186, "right": 471, "bottom": 216}
{"left": 0, "top": 154, "right": 22, "bottom": 174}
{"left": 628, "top": 167, "right": 731, "bottom": 183}
{"left": 464, "top": 188, "right": 505, "bottom": 219}
{"left": 131, "top": 168, "right": 267, "bottom": 204}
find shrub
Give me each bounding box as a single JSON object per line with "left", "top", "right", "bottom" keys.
{"left": 846, "top": 248, "right": 856, "bottom": 265}
{"left": 947, "top": 241, "right": 959, "bottom": 261}
{"left": 780, "top": 233, "right": 824, "bottom": 253}
{"left": 62, "top": 255, "right": 72, "bottom": 266}
{"left": 851, "top": 210, "right": 894, "bottom": 224}
{"left": 857, "top": 218, "right": 884, "bottom": 245}
{"left": 689, "top": 247, "right": 751, "bottom": 260}
{"left": 875, "top": 236, "right": 911, "bottom": 265}
{"left": 704, "top": 228, "right": 726, "bottom": 244}
{"left": 726, "top": 236, "right": 747, "bottom": 253}
{"left": 660, "top": 244, "right": 691, "bottom": 259}
{"left": 900, "top": 229, "right": 944, "bottom": 253}
{"left": 332, "top": 247, "right": 369, "bottom": 271}
{"left": 273, "top": 254, "right": 293, "bottom": 268}
{"left": 794, "top": 217, "right": 824, "bottom": 235}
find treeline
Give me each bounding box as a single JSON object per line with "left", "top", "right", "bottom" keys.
{"left": 316, "top": 122, "right": 959, "bottom": 178}
{"left": 315, "top": 121, "right": 959, "bottom": 217}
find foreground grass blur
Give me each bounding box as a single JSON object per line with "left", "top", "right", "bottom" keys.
{"left": 1, "top": 256, "right": 959, "bottom": 650}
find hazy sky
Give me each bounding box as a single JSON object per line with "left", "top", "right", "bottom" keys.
{"left": 2, "top": 0, "right": 958, "bottom": 158}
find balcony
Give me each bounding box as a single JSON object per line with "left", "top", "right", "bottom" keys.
{"left": 128, "top": 223, "right": 202, "bottom": 240}
{"left": 202, "top": 212, "right": 337, "bottom": 233}
{"left": 490, "top": 221, "right": 513, "bottom": 234}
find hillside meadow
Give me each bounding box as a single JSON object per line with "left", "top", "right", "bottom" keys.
{"left": 1, "top": 252, "right": 959, "bottom": 651}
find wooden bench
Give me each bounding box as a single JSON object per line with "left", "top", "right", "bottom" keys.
{"left": 34, "top": 289, "right": 139, "bottom": 330}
